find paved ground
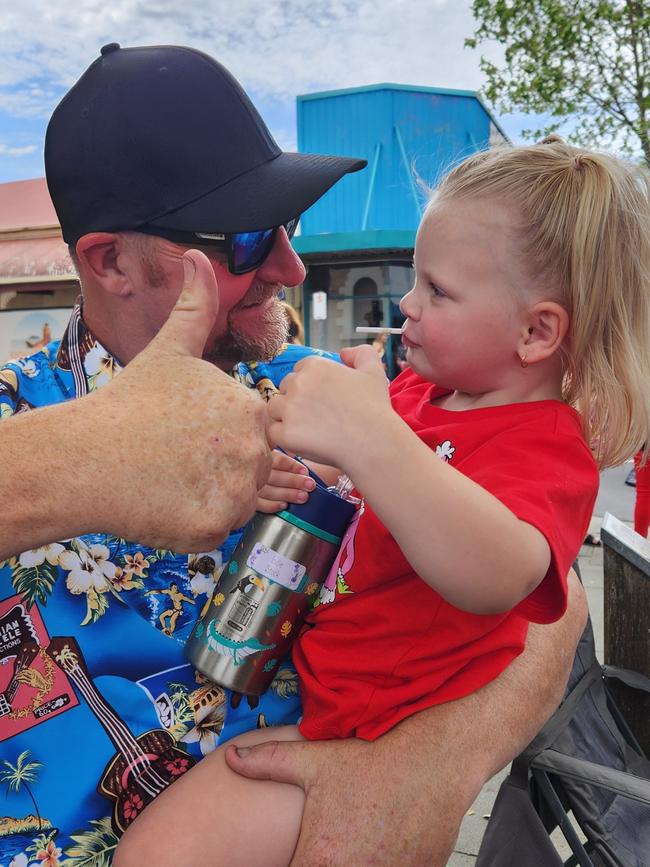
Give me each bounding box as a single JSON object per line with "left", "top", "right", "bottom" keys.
{"left": 447, "top": 460, "right": 636, "bottom": 864}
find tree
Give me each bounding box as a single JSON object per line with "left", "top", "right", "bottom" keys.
{"left": 467, "top": 0, "right": 650, "bottom": 166}
{"left": 0, "top": 750, "right": 43, "bottom": 829}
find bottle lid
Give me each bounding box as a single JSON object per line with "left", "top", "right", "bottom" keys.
{"left": 281, "top": 465, "right": 356, "bottom": 541}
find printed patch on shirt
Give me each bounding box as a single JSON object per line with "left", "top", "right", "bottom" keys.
{"left": 435, "top": 439, "right": 456, "bottom": 462}
{"left": 0, "top": 595, "right": 78, "bottom": 741}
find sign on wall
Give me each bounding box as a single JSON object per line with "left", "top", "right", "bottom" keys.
{"left": 0, "top": 308, "right": 71, "bottom": 365}
{"left": 312, "top": 291, "right": 328, "bottom": 320}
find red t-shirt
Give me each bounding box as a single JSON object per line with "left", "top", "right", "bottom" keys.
{"left": 294, "top": 369, "right": 599, "bottom": 741}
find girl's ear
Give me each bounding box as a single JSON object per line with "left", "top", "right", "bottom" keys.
{"left": 75, "top": 233, "right": 134, "bottom": 297}
{"left": 518, "top": 301, "right": 569, "bottom": 364}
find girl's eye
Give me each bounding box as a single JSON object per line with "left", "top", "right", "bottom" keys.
{"left": 430, "top": 283, "right": 446, "bottom": 298}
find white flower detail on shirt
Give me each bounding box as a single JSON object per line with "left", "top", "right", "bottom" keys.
{"left": 83, "top": 344, "right": 116, "bottom": 390}
{"left": 436, "top": 440, "right": 455, "bottom": 462}
{"left": 60, "top": 542, "right": 116, "bottom": 593}
{"left": 16, "top": 358, "right": 37, "bottom": 378}
{"left": 18, "top": 543, "right": 65, "bottom": 568}
{"left": 59, "top": 541, "right": 118, "bottom": 624}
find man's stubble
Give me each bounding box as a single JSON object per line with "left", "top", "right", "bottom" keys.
{"left": 204, "top": 291, "right": 289, "bottom": 367}
{"left": 139, "top": 234, "right": 289, "bottom": 367}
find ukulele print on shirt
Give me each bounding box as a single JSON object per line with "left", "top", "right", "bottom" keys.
{"left": 47, "top": 636, "right": 195, "bottom": 834}
{"left": 313, "top": 503, "right": 364, "bottom": 608}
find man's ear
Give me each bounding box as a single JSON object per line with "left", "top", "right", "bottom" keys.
{"left": 518, "top": 301, "right": 569, "bottom": 365}
{"left": 74, "top": 233, "right": 134, "bottom": 297}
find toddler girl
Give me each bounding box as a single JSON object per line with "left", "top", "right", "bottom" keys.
{"left": 115, "top": 138, "right": 650, "bottom": 866}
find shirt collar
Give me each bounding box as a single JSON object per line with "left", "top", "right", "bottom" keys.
{"left": 56, "top": 298, "right": 123, "bottom": 397}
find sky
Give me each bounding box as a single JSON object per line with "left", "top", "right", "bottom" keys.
{"left": 0, "top": 0, "right": 538, "bottom": 184}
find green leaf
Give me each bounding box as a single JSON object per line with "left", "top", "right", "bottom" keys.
{"left": 64, "top": 816, "right": 119, "bottom": 867}
{"left": 12, "top": 561, "right": 58, "bottom": 607}
{"left": 153, "top": 549, "right": 174, "bottom": 560}
{"left": 469, "top": 0, "right": 650, "bottom": 165}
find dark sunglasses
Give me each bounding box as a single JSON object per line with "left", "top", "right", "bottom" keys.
{"left": 139, "top": 216, "right": 299, "bottom": 275}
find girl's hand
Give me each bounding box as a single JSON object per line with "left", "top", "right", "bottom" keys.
{"left": 267, "top": 345, "right": 393, "bottom": 471}
{"left": 257, "top": 450, "right": 316, "bottom": 514}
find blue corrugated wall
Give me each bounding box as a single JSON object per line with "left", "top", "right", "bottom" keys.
{"left": 297, "top": 85, "right": 494, "bottom": 236}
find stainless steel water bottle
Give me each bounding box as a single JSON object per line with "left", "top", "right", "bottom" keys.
{"left": 185, "top": 470, "right": 356, "bottom": 695}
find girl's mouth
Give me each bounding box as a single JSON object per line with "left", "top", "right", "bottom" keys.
{"left": 401, "top": 333, "right": 418, "bottom": 349}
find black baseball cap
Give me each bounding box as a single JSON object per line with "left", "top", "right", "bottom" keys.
{"left": 45, "top": 43, "right": 367, "bottom": 245}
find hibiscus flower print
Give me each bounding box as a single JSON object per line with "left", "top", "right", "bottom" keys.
{"left": 59, "top": 541, "right": 118, "bottom": 624}
{"left": 109, "top": 566, "right": 144, "bottom": 592}
{"left": 36, "top": 839, "right": 62, "bottom": 866}
{"left": 83, "top": 343, "right": 117, "bottom": 390}
{"left": 165, "top": 756, "right": 190, "bottom": 776}
{"left": 123, "top": 792, "right": 144, "bottom": 822}
{"left": 181, "top": 702, "right": 226, "bottom": 755}
{"left": 122, "top": 551, "right": 150, "bottom": 578}
{"left": 18, "top": 543, "right": 65, "bottom": 568}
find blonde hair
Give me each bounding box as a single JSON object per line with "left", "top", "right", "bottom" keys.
{"left": 433, "top": 138, "right": 650, "bottom": 468}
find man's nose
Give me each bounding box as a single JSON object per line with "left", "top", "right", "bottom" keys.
{"left": 257, "top": 226, "right": 306, "bottom": 287}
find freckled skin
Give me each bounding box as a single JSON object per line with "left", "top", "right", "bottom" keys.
{"left": 55, "top": 250, "right": 271, "bottom": 555}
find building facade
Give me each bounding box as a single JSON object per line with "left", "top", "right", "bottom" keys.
{"left": 292, "top": 83, "right": 508, "bottom": 377}
{"left": 0, "top": 178, "right": 78, "bottom": 363}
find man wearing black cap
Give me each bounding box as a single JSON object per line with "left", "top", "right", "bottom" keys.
{"left": 0, "top": 43, "right": 587, "bottom": 867}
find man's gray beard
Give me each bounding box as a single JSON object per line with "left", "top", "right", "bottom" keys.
{"left": 203, "top": 294, "right": 289, "bottom": 367}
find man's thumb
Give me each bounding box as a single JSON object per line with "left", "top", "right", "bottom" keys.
{"left": 156, "top": 250, "right": 220, "bottom": 358}
{"left": 224, "top": 741, "right": 307, "bottom": 789}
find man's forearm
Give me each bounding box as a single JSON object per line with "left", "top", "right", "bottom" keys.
{"left": 1, "top": 252, "right": 271, "bottom": 561}
{"left": 1, "top": 400, "right": 96, "bottom": 559}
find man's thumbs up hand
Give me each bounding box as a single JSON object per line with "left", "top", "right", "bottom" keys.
{"left": 157, "top": 251, "right": 220, "bottom": 359}
{"left": 91, "top": 250, "right": 271, "bottom": 552}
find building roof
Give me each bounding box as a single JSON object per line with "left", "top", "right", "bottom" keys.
{"left": 0, "top": 177, "right": 77, "bottom": 288}
{"left": 297, "top": 82, "right": 509, "bottom": 142}
{"left": 0, "top": 177, "right": 59, "bottom": 233}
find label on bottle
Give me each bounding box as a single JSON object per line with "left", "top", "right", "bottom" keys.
{"left": 246, "top": 544, "right": 307, "bottom": 591}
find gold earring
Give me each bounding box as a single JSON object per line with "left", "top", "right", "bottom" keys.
{"left": 519, "top": 352, "right": 528, "bottom": 368}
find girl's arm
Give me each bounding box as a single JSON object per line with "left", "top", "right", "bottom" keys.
{"left": 268, "top": 347, "right": 550, "bottom": 614}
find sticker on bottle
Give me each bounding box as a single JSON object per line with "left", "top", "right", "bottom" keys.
{"left": 246, "top": 544, "right": 307, "bottom": 591}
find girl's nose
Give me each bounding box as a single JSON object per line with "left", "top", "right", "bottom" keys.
{"left": 399, "top": 287, "right": 418, "bottom": 320}
{"left": 257, "top": 226, "right": 306, "bottom": 287}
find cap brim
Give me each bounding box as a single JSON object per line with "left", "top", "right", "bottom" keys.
{"left": 146, "top": 151, "right": 367, "bottom": 234}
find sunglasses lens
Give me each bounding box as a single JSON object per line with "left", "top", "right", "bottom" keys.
{"left": 229, "top": 217, "right": 300, "bottom": 274}
{"left": 231, "top": 228, "right": 275, "bottom": 274}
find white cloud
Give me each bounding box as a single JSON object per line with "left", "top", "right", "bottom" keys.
{"left": 0, "top": 142, "right": 38, "bottom": 157}
{"left": 0, "top": 0, "right": 504, "bottom": 118}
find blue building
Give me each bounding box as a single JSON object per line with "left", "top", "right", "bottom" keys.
{"left": 290, "top": 83, "right": 508, "bottom": 372}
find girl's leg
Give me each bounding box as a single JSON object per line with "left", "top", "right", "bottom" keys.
{"left": 113, "top": 725, "right": 305, "bottom": 867}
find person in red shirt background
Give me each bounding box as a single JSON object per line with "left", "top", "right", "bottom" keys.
{"left": 633, "top": 449, "right": 650, "bottom": 537}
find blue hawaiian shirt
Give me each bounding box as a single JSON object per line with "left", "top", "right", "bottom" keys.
{"left": 0, "top": 307, "right": 335, "bottom": 865}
